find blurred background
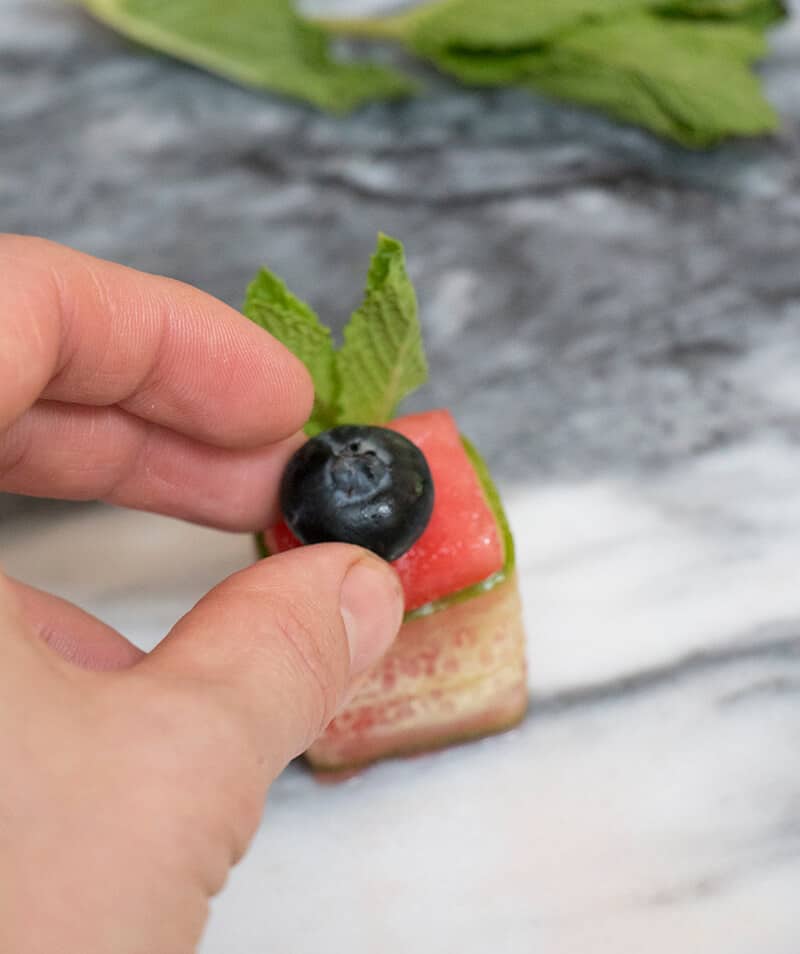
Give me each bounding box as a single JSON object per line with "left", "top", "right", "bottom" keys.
{"left": 2, "top": 2, "right": 800, "bottom": 952}
{"left": 4, "top": 0, "right": 800, "bottom": 526}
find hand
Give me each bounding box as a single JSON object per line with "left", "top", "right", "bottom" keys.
{"left": 0, "top": 236, "right": 404, "bottom": 954}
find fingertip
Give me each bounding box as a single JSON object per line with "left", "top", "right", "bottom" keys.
{"left": 139, "top": 542, "right": 403, "bottom": 770}
{"left": 339, "top": 555, "right": 404, "bottom": 676}
{"left": 265, "top": 346, "right": 315, "bottom": 444}
{"left": 0, "top": 234, "right": 318, "bottom": 448}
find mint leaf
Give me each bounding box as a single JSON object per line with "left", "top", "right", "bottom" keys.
{"left": 243, "top": 235, "right": 427, "bottom": 433}
{"left": 424, "top": 47, "right": 547, "bottom": 87}
{"left": 79, "top": 0, "right": 783, "bottom": 146}
{"left": 655, "top": 0, "right": 786, "bottom": 27}
{"left": 80, "top": 0, "right": 415, "bottom": 112}
{"left": 396, "top": 0, "right": 780, "bottom": 146}
{"left": 336, "top": 235, "right": 428, "bottom": 425}
{"left": 401, "top": 0, "right": 783, "bottom": 51}
{"left": 243, "top": 269, "right": 337, "bottom": 436}
{"left": 404, "top": 0, "right": 650, "bottom": 54}
{"left": 532, "top": 16, "right": 777, "bottom": 147}
{"left": 421, "top": 10, "right": 776, "bottom": 147}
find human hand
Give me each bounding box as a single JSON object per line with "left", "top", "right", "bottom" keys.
{"left": 0, "top": 236, "right": 404, "bottom": 953}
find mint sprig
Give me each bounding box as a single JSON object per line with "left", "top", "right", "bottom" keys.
{"left": 337, "top": 235, "right": 427, "bottom": 426}
{"left": 399, "top": 0, "right": 781, "bottom": 148}
{"left": 78, "top": 0, "right": 415, "bottom": 113}
{"left": 243, "top": 269, "right": 337, "bottom": 436}
{"left": 78, "top": 0, "right": 785, "bottom": 147}
{"left": 242, "top": 235, "right": 427, "bottom": 435}
{"left": 541, "top": 16, "right": 775, "bottom": 148}
{"left": 401, "top": 0, "right": 650, "bottom": 54}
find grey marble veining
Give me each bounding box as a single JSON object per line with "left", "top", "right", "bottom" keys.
{"left": 1, "top": 3, "right": 800, "bottom": 953}
{"left": 2, "top": 1, "right": 800, "bottom": 487}
{"left": 204, "top": 648, "right": 800, "bottom": 954}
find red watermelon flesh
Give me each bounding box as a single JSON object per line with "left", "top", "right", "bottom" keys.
{"left": 265, "top": 408, "right": 504, "bottom": 612}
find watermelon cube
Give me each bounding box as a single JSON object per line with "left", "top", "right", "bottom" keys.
{"left": 263, "top": 409, "right": 528, "bottom": 776}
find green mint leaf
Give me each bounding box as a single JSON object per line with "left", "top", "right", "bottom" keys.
{"left": 80, "top": 0, "right": 782, "bottom": 146}
{"left": 655, "top": 0, "right": 786, "bottom": 28}
{"left": 420, "top": 10, "right": 776, "bottom": 147}
{"left": 79, "top": 0, "right": 415, "bottom": 112}
{"left": 531, "top": 15, "right": 777, "bottom": 147}
{"left": 403, "top": 0, "right": 650, "bottom": 54}
{"left": 395, "top": 0, "right": 780, "bottom": 146}
{"left": 422, "top": 47, "right": 547, "bottom": 87}
{"left": 336, "top": 235, "right": 428, "bottom": 425}
{"left": 243, "top": 269, "right": 337, "bottom": 436}
{"left": 401, "top": 0, "right": 784, "bottom": 52}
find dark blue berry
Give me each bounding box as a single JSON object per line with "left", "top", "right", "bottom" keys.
{"left": 280, "top": 425, "right": 434, "bottom": 561}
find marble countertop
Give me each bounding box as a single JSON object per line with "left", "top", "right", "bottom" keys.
{"left": 2, "top": 2, "right": 800, "bottom": 951}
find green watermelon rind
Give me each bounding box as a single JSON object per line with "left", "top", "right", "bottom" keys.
{"left": 254, "top": 530, "right": 270, "bottom": 560}
{"left": 254, "top": 433, "right": 514, "bottom": 622}
{"left": 402, "top": 435, "right": 514, "bottom": 621}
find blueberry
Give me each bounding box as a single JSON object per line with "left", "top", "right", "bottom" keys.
{"left": 280, "top": 425, "right": 434, "bottom": 562}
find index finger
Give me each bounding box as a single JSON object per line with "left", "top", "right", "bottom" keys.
{"left": 0, "top": 235, "right": 313, "bottom": 446}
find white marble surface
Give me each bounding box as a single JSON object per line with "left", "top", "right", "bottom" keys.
{"left": 4, "top": 444, "right": 800, "bottom": 952}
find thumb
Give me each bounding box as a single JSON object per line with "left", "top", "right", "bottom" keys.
{"left": 0, "top": 549, "right": 403, "bottom": 954}
{"left": 140, "top": 543, "right": 404, "bottom": 776}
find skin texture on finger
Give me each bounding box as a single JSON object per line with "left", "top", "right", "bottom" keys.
{"left": 0, "top": 574, "right": 57, "bottom": 676}
{"left": 0, "top": 609, "right": 207, "bottom": 954}
{"left": 0, "top": 546, "right": 403, "bottom": 954}
{"left": 140, "top": 543, "right": 404, "bottom": 773}
{"left": 0, "top": 401, "right": 305, "bottom": 529}
{"left": 0, "top": 234, "right": 313, "bottom": 445}
{"left": 10, "top": 579, "right": 144, "bottom": 671}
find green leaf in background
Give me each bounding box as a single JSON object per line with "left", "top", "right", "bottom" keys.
{"left": 324, "top": 0, "right": 782, "bottom": 147}
{"left": 337, "top": 235, "right": 428, "bottom": 426}
{"left": 243, "top": 269, "right": 338, "bottom": 436}
{"left": 80, "top": 0, "right": 415, "bottom": 112}
{"left": 655, "top": 0, "right": 786, "bottom": 28}
{"left": 531, "top": 16, "right": 778, "bottom": 147}
{"left": 80, "top": 0, "right": 785, "bottom": 146}
{"left": 395, "top": 0, "right": 784, "bottom": 50}
{"left": 402, "top": 0, "right": 650, "bottom": 53}
{"left": 424, "top": 47, "right": 542, "bottom": 88}
{"left": 421, "top": 11, "right": 776, "bottom": 147}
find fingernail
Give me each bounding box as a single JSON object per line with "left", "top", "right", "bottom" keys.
{"left": 339, "top": 558, "right": 404, "bottom": 675}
